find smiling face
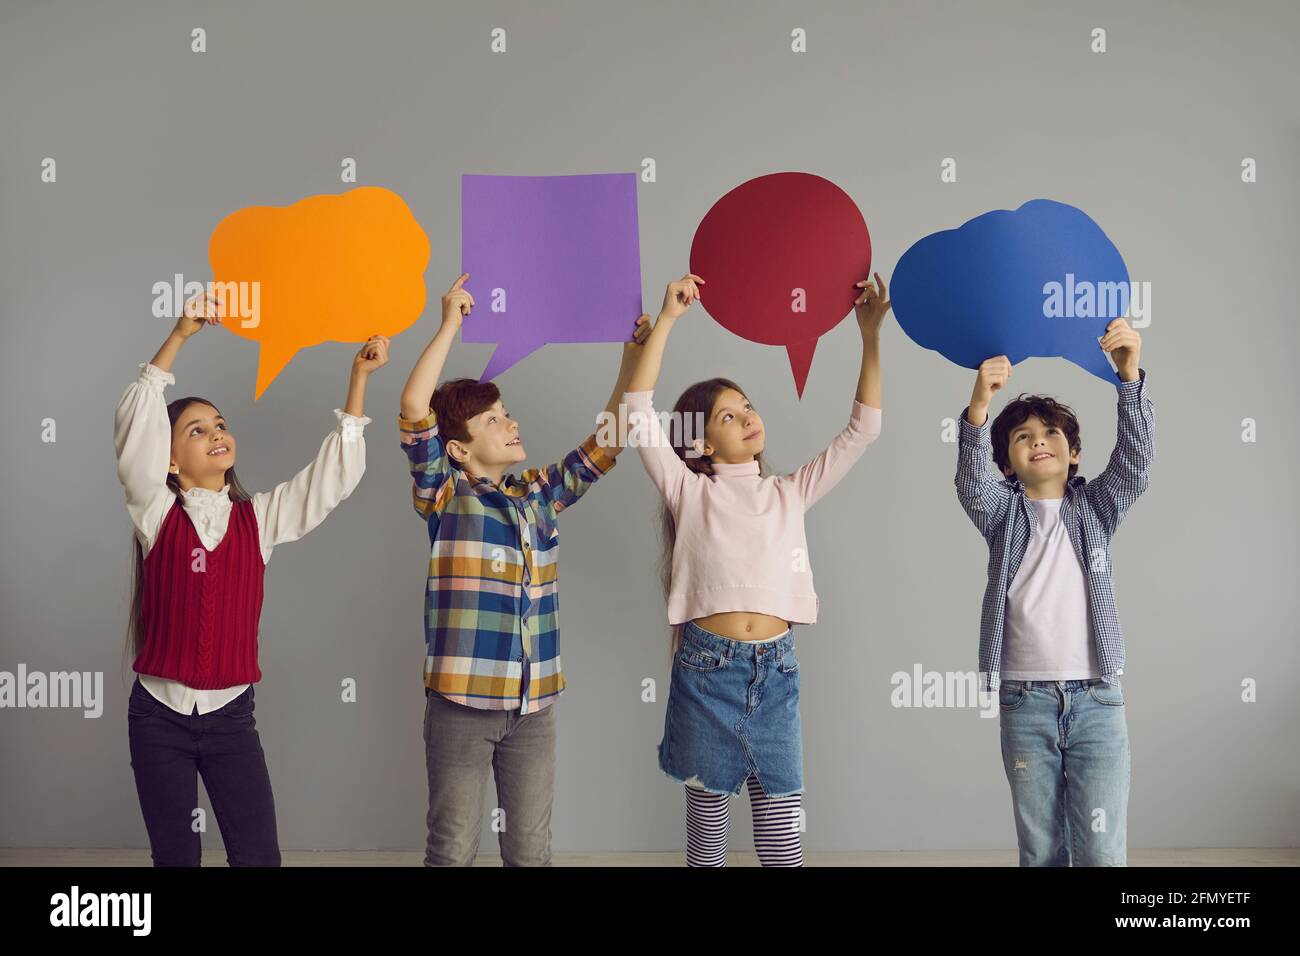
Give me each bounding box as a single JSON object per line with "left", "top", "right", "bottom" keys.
{"left": 447, "top": 398, "right": 524, "bottom": 479}
{"left": 170, "top": 402, "right": 236, "bottom": 491}
{"left": 697, "top": 388, "right": 764, "bottom": 464}
{"left": 1003, "top": 414, "right": 1079, "bottom": 491}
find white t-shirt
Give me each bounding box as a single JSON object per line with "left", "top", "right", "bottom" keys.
{"left": 1000, "top": 496, "right": 1101, "bottom": 681}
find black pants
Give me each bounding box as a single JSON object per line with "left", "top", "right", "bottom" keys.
{"left": 127, "top": 677, "right": 281, "bottom": 866}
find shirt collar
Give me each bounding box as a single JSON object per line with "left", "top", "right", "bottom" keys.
{"left": 180, "top": 483, "right": 231, "bottom": 513}
{"left": 181, "top": 483, "right": 231, "bottom": 500}
{"left": 711, "top": 459, "right": 761, "bottom": 478}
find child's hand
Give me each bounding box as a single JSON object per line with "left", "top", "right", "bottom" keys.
{"left": 660, "top": 274, "right": 704, "bottom": 320}
{"left": 441, "top": 273, "right": 474, "bottom": 331}
{"left": 174, "top": 289, "right": 223, "bottom": 339}
{"left": 969, "top": 355, "right": 1012, "bottom": 423}
{"left": 625, "top": 313, "right": 652, "bottom": 352}
{"left": 1100, "top": 318, "right": 1141, "bottom": 382}
{"left": 353, "top": 334, "right": 390, "bottom": 376}
{"left": 853, "top": 272, "right": 891, "bottom": 336}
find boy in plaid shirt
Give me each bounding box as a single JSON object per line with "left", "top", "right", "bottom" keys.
{"left": 399, "top": 273, "right": 648, "bottom": 866}
{"left": 955, "top": 318, "right": 1153, "bottom": 866}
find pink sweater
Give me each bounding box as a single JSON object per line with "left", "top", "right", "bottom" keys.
{"left": 622, "top": 389, "right": 882, "bottom": 625}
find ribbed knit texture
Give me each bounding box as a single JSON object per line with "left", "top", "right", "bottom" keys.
{"left": 134, "top": 498, "right": 265, "bottom": 688}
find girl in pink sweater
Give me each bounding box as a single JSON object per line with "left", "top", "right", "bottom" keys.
{"left": 622, "top": 273, "right": 890, "bottom": 866}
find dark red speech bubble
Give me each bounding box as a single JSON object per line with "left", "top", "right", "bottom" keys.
{"left": 689, "top": 172, "right": 871, "bottom": 397}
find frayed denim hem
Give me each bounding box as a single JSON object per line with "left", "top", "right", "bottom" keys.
{"left": 659, "top": 767, "right": 805, "bottom": 800}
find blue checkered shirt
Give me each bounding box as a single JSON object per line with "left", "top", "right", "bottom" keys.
{"left": 955, "top": 369, "right": 1154, "bottom": 692}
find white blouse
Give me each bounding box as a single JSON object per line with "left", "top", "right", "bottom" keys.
{"left": 115, "top": 362, "right": 372, "bottom": 715}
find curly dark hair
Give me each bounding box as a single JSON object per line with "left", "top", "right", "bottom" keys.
{"left": 990, "top": 394, "right": 1082, "bottom": 480}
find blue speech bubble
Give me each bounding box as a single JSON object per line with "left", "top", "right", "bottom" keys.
{"left": 890, "top": 199, "right": 1130, "bottom": 382}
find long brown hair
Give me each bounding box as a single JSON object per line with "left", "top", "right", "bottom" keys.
{"left": 657, "top": 378, "right": 772, "bottom": 653}
{"left": 124, "top": 396, "right": 253, "bottom": 669}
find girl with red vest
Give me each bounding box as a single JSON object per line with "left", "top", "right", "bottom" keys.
{"left": 115, "top": 290, "right": 387, "bottom": 866}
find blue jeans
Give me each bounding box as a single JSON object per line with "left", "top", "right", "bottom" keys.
{"left": 998, "top": 678, "right": 1130, "bottom": 866}
{"left": 658, "top": 620, "right": 803, "bottom": 797}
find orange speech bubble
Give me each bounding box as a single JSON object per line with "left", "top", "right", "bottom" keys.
{"left": 208, "top": 186, "right": 430, "bottom": 399}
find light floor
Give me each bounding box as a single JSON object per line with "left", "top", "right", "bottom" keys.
{"left": 2, "top": 847, "right": 1296, "bottom": 867}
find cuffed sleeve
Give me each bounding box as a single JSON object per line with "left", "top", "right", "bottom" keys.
{"left": 114, "top": 362, "right": 181, "bottom": 555}
{"left": 251, "top": 409, "right": 369, "bottom": 561}
{"left": 524, "top": 432, "right": 618, "bottom": 515}
{"left": 398, "top": 407, "right": 453, "bottom": 520}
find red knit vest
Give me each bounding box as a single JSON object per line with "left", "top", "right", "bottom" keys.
{"left": 133, "top": 497, "right": 266, "bottom": 688}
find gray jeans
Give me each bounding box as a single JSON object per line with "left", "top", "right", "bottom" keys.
{"left": 422, "top": 689, "right": 557, "bottom": 866}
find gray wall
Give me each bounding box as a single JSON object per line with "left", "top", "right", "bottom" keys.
{"left": 1, "top": 0, "right": 1296, "bottom": 854}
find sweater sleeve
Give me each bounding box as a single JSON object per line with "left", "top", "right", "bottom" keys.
{"left": 250, "top": 409, "right": 371, "bottom": 563}
{"left": 787, "top": 401, "right": 882, "bottom": 510}
{"left": 114, "top": 362, "right": 181, "bottom": 556}
{"left": 622, "top": 389, "right": 690, "bottom": 512}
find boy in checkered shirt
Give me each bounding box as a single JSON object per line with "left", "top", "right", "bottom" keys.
{"left": 955, "top": 318, "right": 1153, "bottom": 865}
{"left": 398, "top": 273, "right": 648, "bottom": 866}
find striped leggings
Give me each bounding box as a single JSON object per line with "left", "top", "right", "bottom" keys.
{"left": 685, "top": 775, "right": 804, "bottom": 866}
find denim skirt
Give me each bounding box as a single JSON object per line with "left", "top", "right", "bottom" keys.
{"left": 658, "top": 619, "right": 804, "bottom": 798}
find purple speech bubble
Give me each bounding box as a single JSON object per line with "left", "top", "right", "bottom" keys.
{"left": 460, "top": 173, "right": 643, "bottom": 380}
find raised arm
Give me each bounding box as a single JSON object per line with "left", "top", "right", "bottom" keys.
{"left": 399, "top": 274, "right": 469, "bottom": 421}
{"left": 115, "top": 290, "right": 223, "bottom": 552}
{"left": 788, "top": 272, "right": 890, "bottom": 507}
{"left": 253, "top": 338, "right": 386, "bottom": 560}
{"left": 521, "top": 313, "right": 652, "bottom": 513}
{"left": 955, "top": 356, "right": 1015, "bottom": 538}
{"left": 625, "top": 275, "right": 702, "bottom": 393}
{"left": 397, "top": 275, "right": 468, "bottom": 519}
{"left": 114, "top": 362, "right": 180, "bottom": 553}
{"left": 523, "top": 436, "right": 618, "bottom": 516}
{"left": 594, "top": 314, "right": 652, "bottom": 458}
{"left": 622, "top": 276, "right": 704, "bottom": 510}
{"left": 1084, "top": 320, "right": 1152, "bottom": 535}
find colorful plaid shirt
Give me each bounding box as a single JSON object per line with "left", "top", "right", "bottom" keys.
{"left": 955, "top": 369, "right": 1154, "bottom": 692}
{"left": 399, "top": 409, "right": 617, "bottom": 713}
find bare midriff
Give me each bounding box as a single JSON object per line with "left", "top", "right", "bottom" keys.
{"left": 691, "top": 611, "right": 790, "bottom": 642}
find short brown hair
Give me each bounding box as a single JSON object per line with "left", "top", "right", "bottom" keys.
{"left": 431, "top": 378, "right": 501, "bottom": 462}
{"left": 990, "top": 395, "right": 1082, "bottom": 480}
